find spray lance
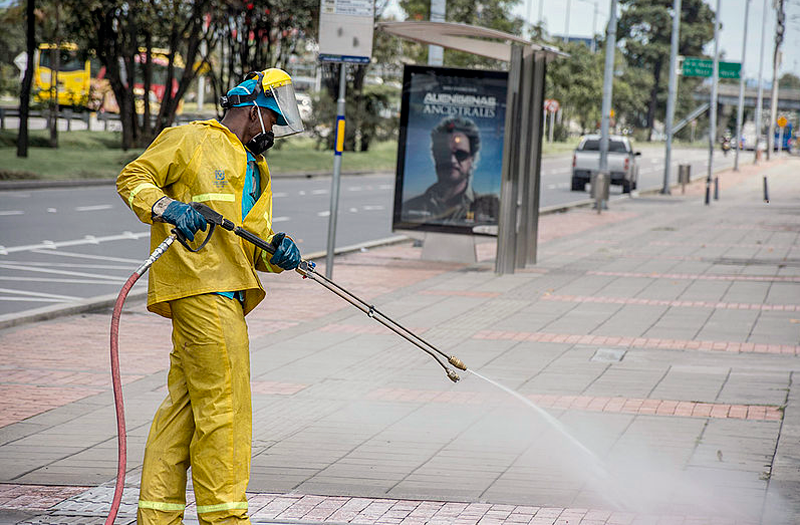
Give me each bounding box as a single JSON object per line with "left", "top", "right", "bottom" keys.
{"left": 106, "top": 202, "right": 467, "bottom": 524}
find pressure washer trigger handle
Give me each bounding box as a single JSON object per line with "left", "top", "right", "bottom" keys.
{"left": 171, "top": 221, "right": 216, "bottom": 253}
{"left": 190, "top": 202, "right": 235, "bottom": 231}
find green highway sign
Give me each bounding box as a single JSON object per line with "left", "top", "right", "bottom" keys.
{"left": 681, "top": 57, "right": 741, "bottom": 79}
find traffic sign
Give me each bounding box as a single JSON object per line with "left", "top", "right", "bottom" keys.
{"left": 777, "top": 115, "right": 788, "bottom": 128}
{"left": 544, "top": 99, "right": 560, "bottom": 113}
{"left": 318, "top": 0, "right": 374, "bottom": 63}
{"left": 681, "top": 57, "right": 741, "bottom": 79}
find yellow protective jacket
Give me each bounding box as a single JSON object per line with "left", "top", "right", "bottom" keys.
{"left": 117, "top": 119, "right": 284, "bottom": 318}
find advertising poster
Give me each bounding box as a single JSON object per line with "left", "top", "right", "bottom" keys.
{"left": 392, "top": 65, "right": 508, "bottom": 235}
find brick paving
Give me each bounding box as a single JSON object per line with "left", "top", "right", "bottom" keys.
{"left": 1, "top": 158, "right": 798, "bottom": 525}
{"left": 472, "top": 329, "right": 800, "bottom": 355}
{"left": 365, "top": 387, "right": 783, "bottom": 421}
{"left": 541, "top": 293, "right": 800, "bottom": 311}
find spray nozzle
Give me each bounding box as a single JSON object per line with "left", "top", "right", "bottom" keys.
{"left": 448, "top": 356, "right": 467, "bottom": 371}
{"left": 446, "top": 369, "right": 460, "bottom": 383}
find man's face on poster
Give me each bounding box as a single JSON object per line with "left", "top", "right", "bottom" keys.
{"left": 433, "top": 131, "right": 473, "bottom": 186}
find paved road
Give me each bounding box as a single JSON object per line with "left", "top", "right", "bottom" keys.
{"left": 0, "top": 147, "right": 736, "bottom": 318}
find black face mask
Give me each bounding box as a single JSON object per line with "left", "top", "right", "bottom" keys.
{"left": 245, "top": 106, "right": 275, "bottom": 155}
{"left": 246, "top": 130, "right": 274, "bottom": 155}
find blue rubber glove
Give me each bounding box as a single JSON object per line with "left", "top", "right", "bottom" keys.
{"left": 162, "top": 201, "right": 208, "bottom": 242}
{"left": 270, "top": 232, "right": 301, "bottom": 270}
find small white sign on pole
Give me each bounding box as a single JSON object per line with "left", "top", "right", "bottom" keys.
{"left": 319, "top": 0, "right": 375, "bottom": 63}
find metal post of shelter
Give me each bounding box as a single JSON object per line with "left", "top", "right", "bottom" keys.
{"left": 496, "top": 45, "right": 523, "bottom": 275}
{"left": 517, "top": 50, "right": 547, "bottom": 268}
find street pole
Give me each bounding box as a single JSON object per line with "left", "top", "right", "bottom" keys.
{"left": 706, "top": 0, "right": 720, "bottom": 206}
{"left": 325, "top": 64, "right": 347, "bottom": 279}
{"left": 538, "top": 0, "right": 544, "bottom": 25}
{"left": 428, "top": 0, "right": 445, "bottom": 66}
{"left": 734, "top": 0, "right": 750, "bottom": 171}
{"left": 565, "top": 0, "right": 572, "bottom": 42}
{"left": 599, "top": 0, "right": 618, "bottom": 203}
{"left": 591, "top": 1, "right": 599, "bottom": 53}
{"left": 767, "top": 0, "right": 785, "bottom": 161}
{"left": 754, "top": 0, "right": 769, "bottom": 162}
{"left": 661, "top": 0, "right": 682, "bottom": 195}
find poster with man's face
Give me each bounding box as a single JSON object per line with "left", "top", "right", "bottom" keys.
{"left": 392, "top": 65, "right": 508, "bottom": 235}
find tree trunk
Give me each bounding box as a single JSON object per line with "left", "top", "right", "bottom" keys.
{"left": 142, "top": 33, "right": 153, "bottom": 141}
{"left": 49, "top": 3, "right": 60, "bottom": 149}
{"left": 646, "top": 58, "right": 663, "bottom": 142}
{"left": 17, "top": 0, "right": 35, "bottom": 158}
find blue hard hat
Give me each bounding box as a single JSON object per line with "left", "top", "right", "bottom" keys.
{"left": 226, "top": 78, "right": 287, "bottom": 126}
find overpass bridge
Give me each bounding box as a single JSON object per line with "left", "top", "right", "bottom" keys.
{"left": 693, "top": 83, "right": 800, "bottom": 111}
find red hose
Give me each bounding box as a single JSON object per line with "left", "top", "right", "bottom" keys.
{"left": 106, "top": 270, "right": 142, "bottom": 525}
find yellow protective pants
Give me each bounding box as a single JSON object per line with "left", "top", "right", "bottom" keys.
{"left": 138, "top": 293, "right": 252, "bottom": 525}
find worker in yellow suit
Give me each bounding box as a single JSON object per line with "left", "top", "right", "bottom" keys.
{"left": 117, "top": 68, "right": 306, "bottom": 525}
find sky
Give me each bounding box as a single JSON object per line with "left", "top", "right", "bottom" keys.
{"left": 387, "top": 0, "right": 800, "bottom": 81}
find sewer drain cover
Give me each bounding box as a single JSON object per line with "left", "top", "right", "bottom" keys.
{"left": 591, "top": 348, "right": 627, "bottom": 362}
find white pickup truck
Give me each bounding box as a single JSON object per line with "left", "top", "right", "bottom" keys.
{"left": 571, "top": 134, "right": 641, "bottom": 193}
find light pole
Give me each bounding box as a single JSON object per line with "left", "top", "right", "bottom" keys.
{"left": 705, "top": 0, "right": 720, "bottom": 206}
{"left": 662, "top": 0, "right": 682, "bottom": 195}
{"left": 565, "top": 0, "right": 572, "bottom": 42}
{"left": 754, "top": 0, "right": 769, "bottom": 163}
{"left": 599, "top": 0, "right": 618, "bottom": 203}
{"left": 734, "top": 0, "right": 751, "bottom": 171}
{"left": 767, "top": 0, "right": 785, "bottom": 160}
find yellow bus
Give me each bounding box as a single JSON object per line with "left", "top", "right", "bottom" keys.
{"left": 33, "top": 44, "right": 191, "bottom": 115}
{"left": 33, "top": 43, "right": 92, "bottom": 108}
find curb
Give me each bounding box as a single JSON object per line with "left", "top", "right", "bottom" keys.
{"left": 0, "top": 170, "right": 395, "bottom": 191}
{"left": 0, "top": 235, "right": 411, "bottom": 331}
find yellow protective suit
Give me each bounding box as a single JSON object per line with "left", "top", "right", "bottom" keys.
{"left": 117, "top": 119, "right": 282, "bottom": 524}
{"left": 117, "top": 119, "right": 284, "bottom": 319}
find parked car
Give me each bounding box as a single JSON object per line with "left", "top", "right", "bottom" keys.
{"left": 571, "top": 134, "right": 641, "bottom": 193}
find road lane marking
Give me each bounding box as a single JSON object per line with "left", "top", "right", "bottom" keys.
{"left": 317, "top": 211, "right": 330, "bottom": 217}
{"left": 0, "top": 287, "right": 80, "bottom": 301}
{"left": 349, "top": 208, "right": 358, "bottom": 212}
{"left": 311, "top": 189, "right": 328, "bottom": 195}
{"left": 0, "top": 297, "right": 73, "bottom": 303}
{"left": 29, "top": 249, "right": 143, "bottom": 264}
{"left": 0, "top": 211, "right": 24, "bottom": 216}
{"left": 362, "top": 205, "right": 384, "bottom": 211}
{"left": 347, "top": 186, "right": 363, "bottom": 191}
{"left": 0, "top": 276, "right": 130, "bottom": 284}
{"left": 0, "top": 262, "right": 127, "bottom": 282}
{"left": 75, "top": 204, "right": 114, "bottom": 212}
{"left": 378, "top": 184, "right": 393, "bottom": 190}
{"left": 272, "top": 216, "right": 290, "bottom": 222}
{"left": 272, "top": 192, "right": 288, "bottom": 198}
{"left": 1, "top": 261, "right": 136, "bottom": 270}
{"left": 1, "top": 231, "right": 148, "bottom": 254}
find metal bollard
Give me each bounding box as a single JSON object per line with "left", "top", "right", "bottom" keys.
{"left": 678, "top": 164, "right": 691, "bottom": 194}
{"left": 713, "top": 177, "right": 719, "bottom": 200}
{"left": 763, "top": 176, "right": 769, "bottom": 203}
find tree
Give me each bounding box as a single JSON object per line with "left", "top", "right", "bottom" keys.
{"left": 205, "top": 0, "right": 319, "bottom": 117}
{"left": 546, "top": 41, "right": 603, "bottom": 133}
{"left": 617, "top": 0, "right": 714, "bottom": 140}
{"left": 64, "top": 0, "right": 215, "bottom": 149}
{"left": 779, "top": 73, "right": 800, "bottom": 90}
{"left": 397, "top": 0, "right": 524, "bottom": 69}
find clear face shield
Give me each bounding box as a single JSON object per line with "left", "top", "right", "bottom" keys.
{"left": 266, "top": 81, "right": 304, "bottom": 138}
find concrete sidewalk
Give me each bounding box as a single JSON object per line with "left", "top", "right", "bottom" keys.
{"left": 1, "top": 158, "right": 799, "bottom": 524}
